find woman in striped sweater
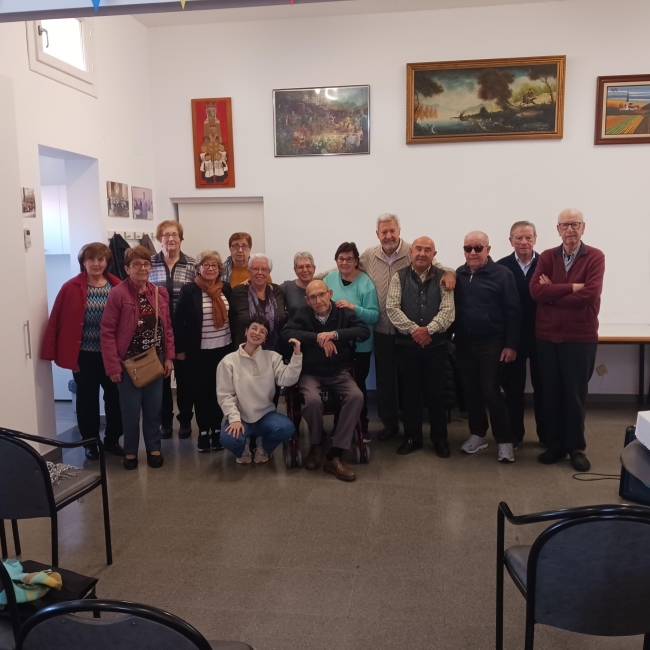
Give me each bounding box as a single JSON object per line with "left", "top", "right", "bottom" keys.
{"left": 173, "top": 251, "right": 234, "bottom": 454}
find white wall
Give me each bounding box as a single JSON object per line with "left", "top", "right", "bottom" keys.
{"left": 149, "top": 0, "right": 650, "bottom": 394}
{"left": 0, "top": 14, "right": 156, "bottom": 436}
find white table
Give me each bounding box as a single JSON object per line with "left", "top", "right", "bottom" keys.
{"left": 598, "top": 325, "right": 650, "bottom": 403}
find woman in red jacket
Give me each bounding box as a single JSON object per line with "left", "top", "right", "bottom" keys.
{"left": 42, "top": 243, "right": 124, "bottom": 460}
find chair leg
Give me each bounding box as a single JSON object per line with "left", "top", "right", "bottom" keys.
{"left": 100, "top": 475, "right": 113, "bottom": 565}
{"left": 11, "top": 520, "right": 21, "bottom": 557}
{"left": 51, "top": 516, "right": 59, "bottom": 567}
{"left": 0, "top": 520, "right": 7, "bottom": 559}
{"left": 643, "top": 633, "right": 650, "bottom": 650}
{"left": 524, "top": 618, "right": 535, "bottom": 650}
{"left": 496, "top": 555, "right": 504, "bottom": 650}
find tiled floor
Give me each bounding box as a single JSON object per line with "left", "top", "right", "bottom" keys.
{"left": 9, "top": 402, "right": 645, "bottom": 649}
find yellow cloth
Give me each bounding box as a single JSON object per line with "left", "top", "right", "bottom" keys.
{"left": 230, "top": 266, "right": 272, "bottom": 287}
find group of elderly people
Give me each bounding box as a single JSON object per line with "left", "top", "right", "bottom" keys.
{"left": 42, "top": 208, "right": 604, "bottom": 480}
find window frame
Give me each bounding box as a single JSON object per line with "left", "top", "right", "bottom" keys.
{"left": 25, "top": 18, "right": 97, "bottom": 98}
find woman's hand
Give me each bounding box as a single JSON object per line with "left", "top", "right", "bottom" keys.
{"left": 109, "top": 373, "right": 122, "bottom": 383}
{"left": 176, "top": 352, "right": 186, "bottom": 361}
{"left": 163, "top": 359, "right": 174, "bottom": 378}
{"left": 335, "top": 299, "right": 355, "bottom": 311}
{"left": 288, "top": 338, "right": 302, "bottom": 355}
{"left": 226, "top": 421, "right": 244, "bottom": 437}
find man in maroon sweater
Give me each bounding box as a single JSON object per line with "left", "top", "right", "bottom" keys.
{"left": 530, "top": 209, "right": 605, "bottom": 472}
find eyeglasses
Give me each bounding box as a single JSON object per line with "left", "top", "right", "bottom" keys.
{"left": 250, "top": 267, "right": 269, "bottom": 274}
{"left": 307, "top": 291, "right": 330, "bottom": 302}
{"left": 295, "top": 264, "right": 314, "bottom": 271}
{"left": 463, "top": 245, "right": 485, "bottom": 253}
{"left": 249, "top": 325, "right": 268, "bottom": 336}
{"left": 161, "top": 233, "right": 180, "bottom": 240}
{"left": 337, "top": 256, "right": 356, "bottom": 264}
{"left": 201, "top": 263, "right": 219, "bottom": 270}
{"left": 130, "top": 261, "right": 151, "bottom": 269}
{"left": 231, "top": 244, "right": 251, "bottom": 251}
{"left": 558, "top": 222, "right": 582, "bottom": 231}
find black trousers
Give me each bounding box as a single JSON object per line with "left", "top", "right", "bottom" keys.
{"left": 187, "top": 346, "right": 233, "bottom": 433}
{"left": 73, "top": 351, "right": 122, "bottom": 446}
{"left": 374, "top": 331, "right": 400, "bottom": 432}
{"left": 353, "top": 351, "right": 372, "bottom": 432}
{"left": 537, "top": 340, "right": 597, "bottom": 453}
{"left": 457, "top": 340, "right": 512, "bottom": 444}
{"left": 499, "top": 336, "right": 546, "bottom": 444}
{"left": 396, "top": 343, "right": 448, "bottom": 443}
{"left": 162, "top": 358, "right": 194, "bottom": 427}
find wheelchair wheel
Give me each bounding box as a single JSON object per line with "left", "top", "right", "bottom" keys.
{"left": 362, "top": 446, "right": 370, "bottom": 464}
{"left": 296, "top": 450, "right": 303, "bottom": 468}
{"left": 355, "top": 447, "right": 361, "bottom": 464}
{"left": 284, "top": 446, "right": 294, "bottom": 469}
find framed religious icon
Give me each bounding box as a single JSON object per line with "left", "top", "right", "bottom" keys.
{"left": 191, "top": 98, "right": 235, "bottom": 188}
{"left": 406, "top": 55, "right": 566, "bottom": 144}
{"left": 595, "top": 75, "right": 650, "bottom": 145}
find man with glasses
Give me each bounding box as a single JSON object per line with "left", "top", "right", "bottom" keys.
{"left": 530, "top": 209, "right": 605, "bottom": 472}
{"left": 281, "top": 252, "right": 316, "bottom": 319}
{"left": 150, "top": 220, "right": 196, "bottom": 439}
{"left": 454, "top": 231, "right": 521, "bottom": 463}
{"left": 282, "top": 280, "right": 370, "bottom": 482}
{"left": 221, "top": 232, "right": 273, "bottom": 287}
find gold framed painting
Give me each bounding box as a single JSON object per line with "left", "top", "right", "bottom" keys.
{"left": 406, "top": 55, "right": 566, "bottom": 144}
{"left": 595, "top": 75, "right": 650, "bottom": 145}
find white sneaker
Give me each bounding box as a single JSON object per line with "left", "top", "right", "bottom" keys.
{"left": 461, "top": 434, "right": 488, "bottom": 454}
{"left": 254, "top": 445, "right": 269, "bottom": 464}
{"left": 236, "top": 446, "right": 252, "bottom": 464}
{"left": 498, "top": 443, "right": 515, "bottom": 463}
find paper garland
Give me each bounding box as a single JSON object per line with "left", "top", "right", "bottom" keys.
{"left": 92, "top": 0, "right": 100, "bottom": 10}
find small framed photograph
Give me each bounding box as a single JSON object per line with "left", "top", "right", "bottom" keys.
{"left": 21, "top": 187, "right": 36, "bottom": 217}
{"left": 406, "top": 55, "right": 566, "bottom": 144}
{"left": 595, "top": 75, "right": 650, "bottom": 145}
{"left": 191, "top": 98, "right": 235, "bottom": 188}
{"left": 273, "top": 85, "right": 370, "bottom": 156}
{"left": 107, "top": 181, "right": 130, "bottom": 218}
{"left": 132, "top": 186, "right": 153, "bottom": 220}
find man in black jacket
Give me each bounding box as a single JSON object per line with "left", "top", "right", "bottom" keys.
{"left": 454, "top": 231, "right": 522, "bottom": 463}
{"left": 282, "top": 280, "right": 370, "bottom": 482}
{"left": 497, "top": 221, "right": 545, "bottom": 446}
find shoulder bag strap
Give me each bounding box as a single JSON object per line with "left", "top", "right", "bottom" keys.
{"left": 154, "top": 285, "right": 159, "bottom": 340}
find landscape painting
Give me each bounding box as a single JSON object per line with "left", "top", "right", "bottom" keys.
{"left": 595, "top": 75, "right": 650, "bottom": 145}
{"left": 407, "top": 56, "right": 565, "bottom": 144}
{"left": 273, "top": 85, "right": 369, "bottom": 156}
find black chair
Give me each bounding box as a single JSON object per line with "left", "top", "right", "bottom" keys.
{"left": 497, "top": 501, "right": 650, "bottom": 650}
{"left": 0, "top": 428, "right": 112, "bottom": 566}
{"left": 0, "top": 557, "right": 21, "bottom": 650}
{"left": 16, "top": 599, "right": 253, "bottom": 650}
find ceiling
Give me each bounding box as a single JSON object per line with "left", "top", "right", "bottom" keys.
{"left": 135, "top": 0, "right": 564, "bottom": 27}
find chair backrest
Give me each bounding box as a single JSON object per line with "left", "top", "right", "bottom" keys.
{"left": 17, "top": 599, "right": 213, "bottom": 650}
{"left": 0, "top": 432, "right": 54, "bottom": 520}
{"left": 0, "top": 559, "right": 21, "bottom": 642}
{"left": 530, "top": 513, "right": 650, "bottom": 636}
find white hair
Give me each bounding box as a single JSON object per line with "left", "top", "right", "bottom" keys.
{"left": 248, "top": 253, "right": 273, "bottom": 272}
{"left": 376, "top": 213, "right": 401, "bottom": 228}
{"left": 464, "top": 230, "right": 490, "bottom": 246}
{"left": 557, "top": 208, "right": 584, "bottom": 223}
{"left": 293, "top": 251, "right": 314, "bottom": 266}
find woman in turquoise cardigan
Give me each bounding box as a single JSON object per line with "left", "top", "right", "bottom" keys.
{"left": 324, "top": 242, "right": 379, "bottom": 439}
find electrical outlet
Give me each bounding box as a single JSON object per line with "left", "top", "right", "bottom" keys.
{"left": 596, "top": 364, "right": 608, "bottom": 376}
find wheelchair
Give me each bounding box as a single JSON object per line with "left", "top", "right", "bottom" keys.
{"left": 283, "top": 380, "right": 370, "bottom": 469}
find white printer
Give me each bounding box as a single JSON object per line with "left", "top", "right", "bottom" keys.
{"left": 635, "top": 411, "right": 650, "bottom": 450}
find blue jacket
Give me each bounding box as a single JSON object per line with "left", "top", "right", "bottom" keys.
{"left": 497, "top": 252, "right": 539, "bottom": 341}
{"left": 454, "top": 258, "right": 522, "bottom": 350}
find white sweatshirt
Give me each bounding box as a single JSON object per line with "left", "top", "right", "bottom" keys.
{"left": 217, "top": 344, "right": 302, "bottom": 424}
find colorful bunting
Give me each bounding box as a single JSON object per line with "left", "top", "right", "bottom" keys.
{"left": 180, "top": 0, "right": 186, "bottom": 7}
{"left": 92, "top": 0, "right": 100, "bottom": 10}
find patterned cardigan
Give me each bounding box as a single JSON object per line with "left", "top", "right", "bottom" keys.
{"left": 149, "top": 251, "right": 196, "bottom": 314}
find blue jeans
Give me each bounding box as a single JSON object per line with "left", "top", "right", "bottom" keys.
{"left": 220, "top": 411, "right": 295, "bottom": 458}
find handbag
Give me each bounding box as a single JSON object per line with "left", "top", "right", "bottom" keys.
{"left": 122, "top": 286, "right": 164, "bottom": 387}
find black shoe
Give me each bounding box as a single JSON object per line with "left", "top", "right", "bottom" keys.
{"left": 147, "top": 453, "right": 164, "bottom": 468}
{"left": 433, "top": 440, "right": 451, "bottom": 458}
{"left": 378, "top": 427, "right": 399, "bottom": 442}
{"left": 84, "top": 445, "right": 99, "bottom": 460}
{"left": 211, "top": 430, "right": 224, "bottom": 452}
{"left": 538, "top": 449, "right": 567, "bottom": 464}
{"left": 570, "top": 451, "right": 591, "bottom": 472}
{"left": 197, "top": 432, "right": 211, "bottom": 453}
{"left": 397, "top": 438, "right": 423, "bottom": 455}
{"left": 178, "top": 422, "right": 192, "bottom": 439}
{"left": 104, "top": 441, "right": 125, "bottom": 457}
{"left": 160, "top": 424, "right": 173, "bottom": 439}
{"left": 123, "top": 457, "right": 138, "bottom": 470}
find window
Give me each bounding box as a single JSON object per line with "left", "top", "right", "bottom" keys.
{"left": 26, "top": 18, "right": 97, "bottom": 97}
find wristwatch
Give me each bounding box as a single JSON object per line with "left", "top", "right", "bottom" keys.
{"left": 333, "top": 331, "right": 339, "bottom": 341}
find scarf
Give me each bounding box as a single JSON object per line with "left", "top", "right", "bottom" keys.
{"left": 195, "top": 275, "right": 227, "bottom": 328}
{"left": 221, "top": 256, "right": 234, "bottom": 282}
{"left": 247, "top": 283, "right": 279, "bottom": 350}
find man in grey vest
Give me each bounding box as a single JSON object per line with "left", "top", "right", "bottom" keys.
{"left": 386, "top": 237, "right": 455, "bottom": 457}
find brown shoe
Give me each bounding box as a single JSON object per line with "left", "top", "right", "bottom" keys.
{"left": 304, "top": 444, "right": 323, "bottom": 471}
{"left": 323, "top": 456, "right": 356, "bottom": 482}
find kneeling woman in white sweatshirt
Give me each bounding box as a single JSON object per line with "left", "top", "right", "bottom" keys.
{"left": 217, "top": 314, "right": 302, "bottom": 464}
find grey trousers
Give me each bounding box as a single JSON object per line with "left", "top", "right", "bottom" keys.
{"left": 298, "top": 371, "right": 363, "bottom": 450}
{"left": 117, "top": 369, "right": 163, "bottom": 456}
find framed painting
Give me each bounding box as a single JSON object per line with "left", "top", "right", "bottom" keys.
{"left": 273, "top": 85, "right": 369, "bottom": 156}
{"left": 406, "top": 55, "right": 566, "bottom": 144}
{"left": 191, "top": 98, "right": 235, "bottom": 188}
{"left": 107, "top": 181, "right": 129, "bottom": 218}
{"left": 595, "top": 75, "right": 650, "bottom": 145}
{"left": 132, "top": 186, "right": 153, "bottom": 220}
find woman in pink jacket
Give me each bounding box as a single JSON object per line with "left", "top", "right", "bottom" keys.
{"left": 101, "top": 246, "right": 175, "bottom": 470}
